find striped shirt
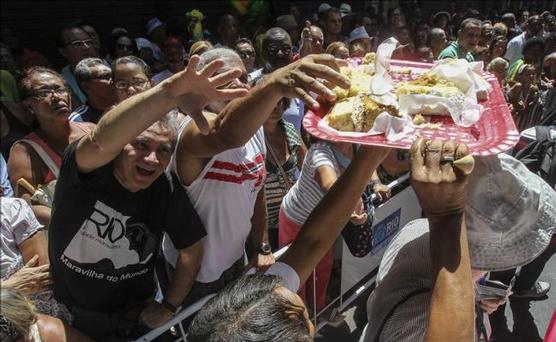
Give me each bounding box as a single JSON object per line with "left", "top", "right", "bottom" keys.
{"left": 264, "top": 120, "right": 301, "bottom": 231}
{"left": 281, "top": 142, "right": 340, "bottom": 225}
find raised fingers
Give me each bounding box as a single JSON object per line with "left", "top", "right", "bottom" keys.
{"left": 189, "top": 110, "right": 211, "bottom": 135}
{"left": 292, "top": 71, "right": 336, "bottom": 101}
{"left": 424, "top": 140, "right": 443, "bottom": 183}
{"left": 25, "top": 254, "right": 39, "bottom": 267}
{"left": 440, "top": 141, "right": 457, "bottom": 183}
{"left": 294, "top": 86, "right": 320, "bottom": 109}
{"left": 209, "top": 68, "right": 243, "bottom": 88}
{"left": 299, "top": 61, "right": 350, "bottom": 89}
{"left": 187, "top": 55, "right": 201, "bottom": 72}
{"left": 410, "top": 138, "right": 426, "bottom": 181}
{"left": 198, "top": 58, "right": 224, "bottom": 78}
{"left": 309, "top": 54, "right": 347, "bottom": 72}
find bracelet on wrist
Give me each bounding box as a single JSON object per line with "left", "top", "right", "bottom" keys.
{"left": 161, "top": 299, "right": 180, "bottom": 314}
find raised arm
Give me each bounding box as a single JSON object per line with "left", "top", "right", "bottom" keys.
{"left": 279, "top": 145, "right": 390, "bottom": 283}
{"left": 75, "top": 56, "right": 248, "bottom": 173}
{"left": 178, "top": 54, "right": 349, "bottom": 159}
{"left": 409, "top": 139, "right": 474, "bottom": 342}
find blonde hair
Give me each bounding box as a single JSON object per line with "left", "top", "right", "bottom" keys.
{"left": 0, "top": 287, "right": 37, "bottom": 340}
{"left": 189, "top": 40, "right": 213, "bottom": 57}
{"left": 493, "top": 23, "right": 508, "bottom": 38}
{"left": 325, "top": 41, "right": 349, "bottom": 58}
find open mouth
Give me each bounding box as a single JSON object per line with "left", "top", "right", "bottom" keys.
{"left": 136, "top": 165, "right": 156, "bottom": 177}
{"left": 53, "top": 104, "right": 69, "bottom": 112}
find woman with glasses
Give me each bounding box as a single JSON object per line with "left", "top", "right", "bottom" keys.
{"left": 7, "top": 67, "right": 92, "bottom": 226}
{"left": 111, "top": 56, "right": 153, "bottom": 102}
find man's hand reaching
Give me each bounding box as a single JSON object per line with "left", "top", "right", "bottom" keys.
{"left": 270, "top": 54, "right": 350, "bottom": 109}
{"left": 166, "top": 55, "right": 249, "bottom": 134}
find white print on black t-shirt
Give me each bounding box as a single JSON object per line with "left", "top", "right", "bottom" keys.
{"left": 62, "top": 200, "right": 155, "bottom": 281}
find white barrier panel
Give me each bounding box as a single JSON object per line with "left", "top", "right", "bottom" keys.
{"left": 341, "top": 185, "right": 422, "bottom": 294}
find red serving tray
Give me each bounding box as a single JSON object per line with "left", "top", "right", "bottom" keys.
{"left": 303, "top": 59, "right": 520, "bottom": 156}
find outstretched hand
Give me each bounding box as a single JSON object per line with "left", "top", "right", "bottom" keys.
{"left": 410, "top": 138, "right": 471, "bottom": 218}
{"left": 2, "top": 255, "right": 51, "bottom": 296}
{"left": 271, "top": 54, "right": 350, "bottom": 109}
{"left": 167, "top": 55, "right": 249, "bottom": 134}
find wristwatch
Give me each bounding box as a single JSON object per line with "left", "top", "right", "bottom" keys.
{"left": 161, "top": 299, "right": 181, "bottom": 315}
{"left": 257, "top": 242, "right": 272, "bottom": 256}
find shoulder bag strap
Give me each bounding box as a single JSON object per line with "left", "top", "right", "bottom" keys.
{"left": 265, "top": 137, "right": 293, "bottom": 191}
{"left": 15, "top": 139, "right": 60, "bottom": 178}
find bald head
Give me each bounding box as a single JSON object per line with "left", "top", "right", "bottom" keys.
{"left": 197, "top": 48, "right": 243, "bottom": 71}
{"left": 264, "top": 28, "right": 292, "bottom": 46}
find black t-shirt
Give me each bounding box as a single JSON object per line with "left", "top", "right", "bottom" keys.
{"left": 49, "top": 141, "right": 206, "bottom": 313}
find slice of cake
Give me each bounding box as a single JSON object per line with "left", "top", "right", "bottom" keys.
{"left": 326, "top": 95, "right": 399, "bottom": 133}
{"left": 325, "top": 97, "right": 355, "bottom": 131}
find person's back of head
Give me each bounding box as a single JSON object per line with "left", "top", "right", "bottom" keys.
{"left": 188, "top": 273, "right": 312, "bottom": 342}
{"left": 493, "top": 22, "right": 508, "bottom": 38}
{"left": 487, "top": 57, "right": 509, "bottom": 73}
{"left": 0, "top": 287, "right": 37, "bottom": 342}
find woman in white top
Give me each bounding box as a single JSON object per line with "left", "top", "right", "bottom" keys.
{"left": 280, "top": 140, "right": 386, "bottom": 310}
{"left": 1, "top": 198, "right": 92, "bottom": 341}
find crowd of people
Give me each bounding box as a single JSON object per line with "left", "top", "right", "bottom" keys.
{"left": 1, "top": 2, "right": 556, "bottom": 342}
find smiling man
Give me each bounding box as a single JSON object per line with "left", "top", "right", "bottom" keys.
{"left": 48, "top": 55, "right": 248, "bottom": 341}
{"left": 438, "top": 18, "right": 482, "bottom": 62}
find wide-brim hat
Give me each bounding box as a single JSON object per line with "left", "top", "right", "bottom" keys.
{"left": 466, "top": 154, "right": 556, "bottom": 271}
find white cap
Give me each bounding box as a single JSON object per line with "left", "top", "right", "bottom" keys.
{"left": 340, "top": 3, "right": 352, "bottom": 17}
{"left": 318, "top": 3, "right": 332, "bottom": 13}
{"left": 146, "top": 17, "right": 164, "bottom": 35}
{"left": 349, "top": 26, "right": 371, "bottom": 43}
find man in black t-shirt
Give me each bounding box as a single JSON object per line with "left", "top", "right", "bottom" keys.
{"left": 48, "top": 55, "right": 249, "bottom": 341}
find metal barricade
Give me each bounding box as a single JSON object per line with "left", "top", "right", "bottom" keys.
{"left": 135, "top": 173, "right": 418, "bottom": 341}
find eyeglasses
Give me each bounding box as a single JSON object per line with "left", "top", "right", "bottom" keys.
{"left": 267, "top": 44, "right": 292, "bottom": 55}
{"left": 238, "top": 51, "right": 255, "bottom": 59}
{"left": 66, "top": 39, "right": 94, "bottom": 49}
{"left": 33, "top": 87, "right": 69, "bottom": 99}
{"left": 114, "top": 78, "right": 149, "bottom": 90}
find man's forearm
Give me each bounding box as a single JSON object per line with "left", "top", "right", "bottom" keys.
{"left": 281, "top": 146, "right": 387, "bottom": 283}
{"left": 89, "top": 84, "right": 178, "bottom": 156}
{"left": 164, "top": 243, "right": 202, "bottom": 308}
{"left": 250, "top": 189, "right": 268, "bottom": 247}
{"left": 212, "top": 78, "right": 283, "bottom": 149}
{"left": 424, "top": 214, "right": 474, "bottom": 342}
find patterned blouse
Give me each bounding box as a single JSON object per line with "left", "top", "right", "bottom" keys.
{"left": 264, "top": 120, "right": 302, "bottom": 231}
